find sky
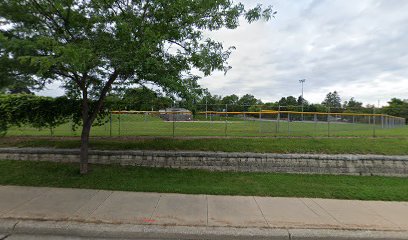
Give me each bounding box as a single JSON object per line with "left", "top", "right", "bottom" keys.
{"left": 38, "top": 0, "right": 408, "bottom": 106}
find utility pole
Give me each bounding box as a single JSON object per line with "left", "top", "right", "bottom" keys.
{"left": 299, "top": 79, "right": 306, "bottom": 121}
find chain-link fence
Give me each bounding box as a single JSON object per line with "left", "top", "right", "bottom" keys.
{"left": 6, "top": 105, "right": 406, "bottom": 137}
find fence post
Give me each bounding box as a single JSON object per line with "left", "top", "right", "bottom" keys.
{"left": 225, "top": 104, "right": 228, "bottom": 137}
{"left": 172, "top": 111, "right": 175, "bottom": 138}
{"left": 314, "top": 113, "right": 317, "bottom": 136}
{"left": 372, "top": 108, "right": 376, "bottom": 137}
{"left": 118, "top": 113, "right": 121, "bottom": 136}
{"left": 71, "top": 117, "right": 75, "bottom": 136}
{"left": 109, "top": 111, "right": 112, "bottom": 137}
{"left": 259, "top": 108, "right": 262, "bottom": 133}
{"left": 327, "top": 107, "right": 330, "bottom": 137}
{"left": 277, "top": 105, "right": 281, "bottom": 134}
{"left": 205, "top": 97, "right": 208, "bottom": 120}
{"left": 287, "top": 113, "right": 290, "bottom": 136}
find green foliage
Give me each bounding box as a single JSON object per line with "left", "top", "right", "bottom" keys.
{"left": 196, "top": 93, "right": 223, "bottom": 111}
{"left": 237, "top": 94, "right": 261, "bottom": 111}
{"left": 219, "top": 94, "right": 239, "bottom": 111}
{"left": 0, "top": 0, "right": 275, "bottom": 126}
{"left": 0, "top": 94, "right": 117, "bottom": 136}
{"left": 222, "top": 94, "right": 239, "bottom": 106}
{"left": 343, "top": 97, "right": 363, "bottom": 111}
{"left": 307, "top": 104, "right": 328, "bottom": 113}
{"left": 278, "top": 96, "right": 298, "bottom": 107}
{"left": 297, "top": 96, "right": 308, "bottom": 106}
{"left": 383, "top": 98, "right": 408, "bottom": 123}
{"left": 0, "top": 38, "right": 43, "bottom": 93}
{"left": 0, "top": 94, "right": 81, "bottom": 135}
{"left": 322, "top": 91, "right": 342, "bottom": 108}
{"left": 3, "top": 137, "right": 408, "bottom": 155}
{"left": 107, "top": 87, "right": 173, "bottom": 111}
{"left": 1, "top": 157, "right": 408, "bottom": 201}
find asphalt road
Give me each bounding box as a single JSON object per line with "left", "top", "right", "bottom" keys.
{"left": 1, "top": 234, "right": 168, "bottom": 240}
{"left": 2, "top": 231, "right": 408, "bottom": 240}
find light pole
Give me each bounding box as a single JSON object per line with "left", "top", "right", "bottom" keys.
{"left": 299, "top": 79, "right": 306, "bottom": 121}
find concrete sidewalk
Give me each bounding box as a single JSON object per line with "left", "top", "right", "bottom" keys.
{"left": 1, "top": 185, "right": 408, "bottom": 239}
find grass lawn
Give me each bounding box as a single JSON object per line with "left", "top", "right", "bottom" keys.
{"left": 1, "top": 160, "right": 408, "bottom": 201}
{"left": 2, "top": 136, "right": 408, "bottom": 155}
{"left": 5, "top": 114, "right": 408, "bottom": 137}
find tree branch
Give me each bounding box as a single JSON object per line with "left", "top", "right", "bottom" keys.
{"left": 88, "top": 70, "right": 119, "bottom": 124}
{"left": 46, "top": 0, "right": 76, "bottom": 40}
{"left": 31, "top": 0, "right": 75, "bottom": 41}
{"left": 167, "top": 40, "right": 190, "bottom": 52}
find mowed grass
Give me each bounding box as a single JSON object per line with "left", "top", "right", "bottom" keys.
{"left": 2, "top": 136, "right": 408, "bottom": 155}
{"left": 5, "top": 114, "right": 408, "bottom": 137}
{"left": 1, "top": 160, "right": 408, "bottom": 201}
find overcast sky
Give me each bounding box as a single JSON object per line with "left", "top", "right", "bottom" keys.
{"left": 39, "top": 0, "right": 408, "bottom": 106}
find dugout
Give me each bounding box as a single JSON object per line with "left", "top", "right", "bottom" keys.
{"left": 159, "top": 108, "right": 192, "bottom": 121}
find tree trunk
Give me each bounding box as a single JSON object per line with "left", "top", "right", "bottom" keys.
{"left": 78, "top": 70, "right": 119, "bottom": 174}
{"left": 80, "top": 121, "right": 91, "bottom": 174}
{"left": 80, "top": 87, "right": 90, "bottom": 174}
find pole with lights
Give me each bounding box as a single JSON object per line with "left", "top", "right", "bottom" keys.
{"left": 299, "top": 79, "right": 306, "bottom": 121}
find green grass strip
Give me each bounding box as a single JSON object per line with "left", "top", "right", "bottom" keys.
{"left": 1, "top": 137, "right": 408, "bottom": 155}
{"left": 1, "top": 160, "right": 408, "bottom": 201}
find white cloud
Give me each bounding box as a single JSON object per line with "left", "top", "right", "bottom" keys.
{"left": 198, "top": 0, "right": 408, "bottom": 105}
{"left": 36, "top": 81, "right": 65, "bottom": 97}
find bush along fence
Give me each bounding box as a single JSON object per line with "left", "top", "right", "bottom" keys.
{"left": 0, "top": 94, "right": 109, "bottom": 136}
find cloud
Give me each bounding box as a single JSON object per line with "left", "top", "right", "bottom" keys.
{"left": 198, "top": 0, "right": 408, "bottom": 106}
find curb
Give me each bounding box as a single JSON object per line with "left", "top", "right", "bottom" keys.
{"left": 1, "top": 219, "right": 407, "bottom": 240}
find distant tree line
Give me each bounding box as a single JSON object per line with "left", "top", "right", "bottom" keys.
{"left": 192, "top": 90, "right": 408, "bottom": 123}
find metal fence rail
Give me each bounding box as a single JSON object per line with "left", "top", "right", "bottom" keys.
{"left": 6, "top": 108, "right": 406, "bottom": 138}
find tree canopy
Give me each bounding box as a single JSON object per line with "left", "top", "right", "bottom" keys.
{"left": 278, "top": 96, "right": 297, "bottom": 106}
{"left": 383, "top": 98, "right": 408, "bottom": 123}
{"left": 343, "top": 97, "right": 363, "bottom": 110}
{"left": 322, "top": 91, "right": 341, "bottom": 108}
{"left": 0, "top": 0, "right": 274, "bottom": 173}
{"left": 0, "top": 1, "right": 274, "bottom": 101}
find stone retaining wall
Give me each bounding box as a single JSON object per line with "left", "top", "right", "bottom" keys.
{"left": 1, "top": 148, "right": 407, "bottom": 176}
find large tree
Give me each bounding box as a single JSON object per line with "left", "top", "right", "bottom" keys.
{"left": 382, "top": 98, "right": 408, "bottom": 123}
{"left": 119, "top": 87, "right": 172, "bottom": 111}
{"left": 343, "top": 97, "right": 363, "bottom": 110}
{"left": 0, "top": 0, "right": 274, "bottom": 173}
{"left": 221, "top": 94, "right": 239, "bottom": 111}
{"left": 278, "top": 96, "right": 297, "bottom": 107}
{"left": 238, "top": 94, "right": 261, "bottom": 111}
{"left": 322, "top": 91, "right": 341, "bottom": 108}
